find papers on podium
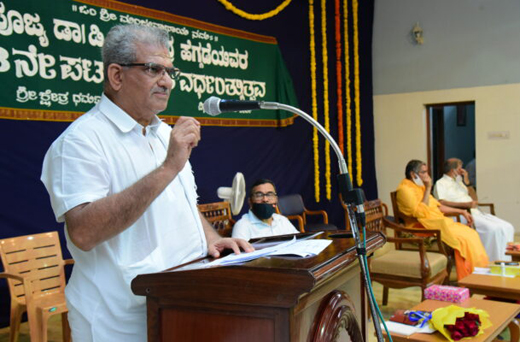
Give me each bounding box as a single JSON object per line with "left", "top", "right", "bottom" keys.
{"left": 208, "top": 232, "right": 331, "bottom": 267}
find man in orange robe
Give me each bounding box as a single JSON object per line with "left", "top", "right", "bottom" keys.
{"left": 396, "top": 160, "right": 489, "bottom": 279}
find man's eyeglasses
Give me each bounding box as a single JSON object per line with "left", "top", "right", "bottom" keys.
{"left": 251, "top": 192, "right": 277, "bottom": 200}
{"left": 118, "top": 62, "right": 181, "bottom": 80}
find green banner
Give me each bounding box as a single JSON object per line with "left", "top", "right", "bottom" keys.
{"left": 0, "top": 0, "right": 298, "bottom": 126}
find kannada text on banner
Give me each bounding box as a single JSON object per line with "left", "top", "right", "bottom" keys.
{"left": 0, "top": 0, "right": 298, "bottom": 126}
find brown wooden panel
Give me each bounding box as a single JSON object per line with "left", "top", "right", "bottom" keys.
{"left": 161, "top": 307, "right": 276, "bottom": 342}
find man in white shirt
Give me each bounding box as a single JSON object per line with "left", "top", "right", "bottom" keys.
{"left": 433, "top": 158, "right": 514, "bottom": 261}
{"left": 41, "top": 24, "right": 252, "bottom": 342}
{"left": 232, "top": 179, "right": 300, "bottom": 241}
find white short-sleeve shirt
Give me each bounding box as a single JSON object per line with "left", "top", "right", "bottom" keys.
{"left": 41, "top": 94, "right": 207, "bottom": 341}
{"left": 232, "top": 210, "right": 299, "bottom": 241}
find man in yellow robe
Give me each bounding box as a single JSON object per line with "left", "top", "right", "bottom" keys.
{"left": 396, "top": 160, "right": 489, "bottom": 280}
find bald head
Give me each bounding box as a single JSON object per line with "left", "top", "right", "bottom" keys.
{"left": 444, "top": 158, "right": 462, "bottom": 174}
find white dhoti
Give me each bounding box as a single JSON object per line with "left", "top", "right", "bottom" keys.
{"left": 460, "top": 211, "right": 515, "bottom": 261}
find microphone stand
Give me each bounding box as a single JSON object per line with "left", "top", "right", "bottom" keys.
{"left": 260, "top": 101, "right": 385, "bottom": 342}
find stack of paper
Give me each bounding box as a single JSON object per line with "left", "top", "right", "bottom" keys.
{"left": 208, "top": 234, "right": 332, "bottom": 267}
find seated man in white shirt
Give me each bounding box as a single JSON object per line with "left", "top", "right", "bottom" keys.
{"left": 433, "top": 158, "right": 514, "bottom": 261}
{"left": 232, "top": 179, "right": 299, "bottom": 241}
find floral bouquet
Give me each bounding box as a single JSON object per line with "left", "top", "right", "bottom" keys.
{"left": 429, "top": 305, "right": 492, "bottom": 341}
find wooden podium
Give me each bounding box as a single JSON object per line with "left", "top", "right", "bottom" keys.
{"left": 132, "top": 231, "right": 385, "bottom": 342}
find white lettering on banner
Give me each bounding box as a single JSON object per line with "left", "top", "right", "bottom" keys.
{"left": 59, "top": 56, "right": 103, "bottom": 83}
{"left": 191, "top": 30, "right": 217, "bottom": 42}
{"left": 72, "top": 92, "right": 101, "bottom": 106}
{"left": 180, "top": 40, "right": 248, "bottom": 70}
{"left": 53, "top": 19, "right": 86, "bottom": 44}
{"left": 0, "top": 2, "right": 49, "bottom": 47}
{"left": 10, "top": 45, "right": 104, "bottom": 83}
{"left": 16, "top": 85, "right": 102, "bottom": 107}
{"left": 38, "top": 89, "right": 69, "bottom": 107}
{"left": 53, "top": 19, "right": 104, "bottom": 47}
{"left": 118, "top": 14, "right": 189, "bottom": 36}
{"left": 99, "top": 8, "right": 117, "bottom": 22}
{"left": 12, "top": 45, "right": 56, "bottom": 79}
{"left": 179, "top": 72, "right": 266, "bottom": 100}
{"left": 0, "top": 46, "right": 9, "bottom": 72}
{"left": 15, "top": 86, "right": 37, "bottom": 103}
{"left": 78, "top": 5, "right": 97, "bottom": 17}
{"left": 87, "top": 24, "right": 104, "bottom": 47}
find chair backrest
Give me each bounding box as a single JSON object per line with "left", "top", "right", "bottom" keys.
{"left": 198, "top": 201, "right": 235, "bottom": 237}
{"left": 390, "top": 191, "right": 409, "bottom": 225}
{"left": 277, "top": 194, "right": 305, "bottom": 216}
{"left": 345, "top": 199, "right": 388, "bottom": 233}
{"left": 0, "top": 231, "right": 67, "bottom": 303}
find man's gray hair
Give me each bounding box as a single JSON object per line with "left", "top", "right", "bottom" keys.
{"left": 443, "top": 158, "right": 461, "bottom": 174}
{"left": 405, "top": 159, "right": 426, "bottom": 179}
{"left": 102, "top": 24, "right": 170, "bottom": 81}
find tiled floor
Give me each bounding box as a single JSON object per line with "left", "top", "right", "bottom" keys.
{"left": 0, "top": 280, "right": 515, "bottom": 341}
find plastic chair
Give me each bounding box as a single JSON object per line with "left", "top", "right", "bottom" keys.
{"left": 0, "top": 231, "right": 73, "bottom": 342}
{"left": 277, "top": 194, "right": 337, "bottom": 232}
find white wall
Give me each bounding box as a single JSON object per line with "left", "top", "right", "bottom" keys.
{"left": 372, "top": 0, "right": 520, "bottom": 95}
{"left": 374, "top": 84, "right": 520, "bottom": 232}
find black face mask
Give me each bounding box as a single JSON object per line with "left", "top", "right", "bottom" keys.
{"left": 251, "top": 203, "right": 275, "bottom": 220}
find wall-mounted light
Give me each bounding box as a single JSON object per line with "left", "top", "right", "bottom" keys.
{"left": 412, "top": 23, "right": 424, "bottom": 45}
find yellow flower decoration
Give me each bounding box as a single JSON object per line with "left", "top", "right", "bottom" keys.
{"left": 343, "top": 0, "right": 353, "bottom": 184}
{"left": 217, "top": 0, "right": 293, "bottom": 20}
{"left": 353, "top": 0, "right": 362, "bottom": 186}
{"left": 321, "top": 0, "right": 332, "bottom": 200}
{"left": 309, "top": 0, "right": 320, "bottom": 202}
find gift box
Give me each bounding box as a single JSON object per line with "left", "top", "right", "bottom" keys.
{"left": 424, "top": 285, "right": 469, "bottom": 303}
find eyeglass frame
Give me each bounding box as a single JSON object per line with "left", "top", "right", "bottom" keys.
{"left": 251, "top": 192, "right": 278, "bottom": 201}
{"left": 117, "top": 62, "right": 181, "bottom": 80}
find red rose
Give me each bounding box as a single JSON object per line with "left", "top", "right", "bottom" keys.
{"left": 451, "top": 331, "right": 463, "bottom": 341}
{"left": 455, "top": 320, "right": 465, "bottom": 330}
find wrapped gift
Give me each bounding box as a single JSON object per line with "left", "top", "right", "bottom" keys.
{"left": 424, "top": 285, "right": 469, "bottom": 303}
{"left": 429, "top": 305, "right": 491, "bottom": 342}
{"left": 390, "top": 310, "right": 432, "bottom": 327}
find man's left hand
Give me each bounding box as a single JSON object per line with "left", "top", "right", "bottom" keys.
{"left": 208, "top": 237, "right": 255, "bottom": 258}
{"left": 462, "top": 211, "right": 474, "bottom": 226}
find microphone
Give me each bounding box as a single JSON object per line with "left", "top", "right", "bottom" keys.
{"left": 202, "top": 96, "right": 382, "bottom": 341}
{"left": 203, "top": 96, "right": 261, "bottom": 116}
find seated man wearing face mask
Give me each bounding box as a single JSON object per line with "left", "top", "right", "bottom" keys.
{"left": 434, "top": 158, "right": 514, "bottom": 261}
{"left": 232, "top": 179, "right": 299, "bottom": 241}
{"left": 396, "top": 160, "right": 489, "bottom": 280}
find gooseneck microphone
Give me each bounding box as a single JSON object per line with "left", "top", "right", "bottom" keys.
{"left": 203, "top": 97, "right": 263, "bottom": 115}
{"left": 203, "top": 96, "right": 382, "bottom": 342}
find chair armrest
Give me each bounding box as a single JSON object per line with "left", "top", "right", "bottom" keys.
{"left": 0, "top": 272, "right": 25, "bottom": 282}
{"left": 286, "top": 215, "right": 305, "bottom": 233}
{"left": 303, "top": 210, "right": 329, "bottom": 224}
{"left": 383, "top": 217, "right": 448, "bottom": 257}
{"left": 64, "top": 259, "right": 75, "bottom": 265}
{"left": 478, "top": 203, "right": 495, "bottom": 215}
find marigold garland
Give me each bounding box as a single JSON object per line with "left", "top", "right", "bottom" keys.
{"left": 334, "top": 0, "right": 344, "bottom": 154}
{"left": 352, "top": 0, "right": 362, "bottom": 186}
{"left": 309, "top": 0, "right": 320, "bottom": 202}
{"left": 321, "top": 0, "right": 332, "bottom": 200}
{"left": 216, "top": 0, "right": 293, "bottom": 20}
{"left": 343, "top": 0, "right": 353, "bottom": 184}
